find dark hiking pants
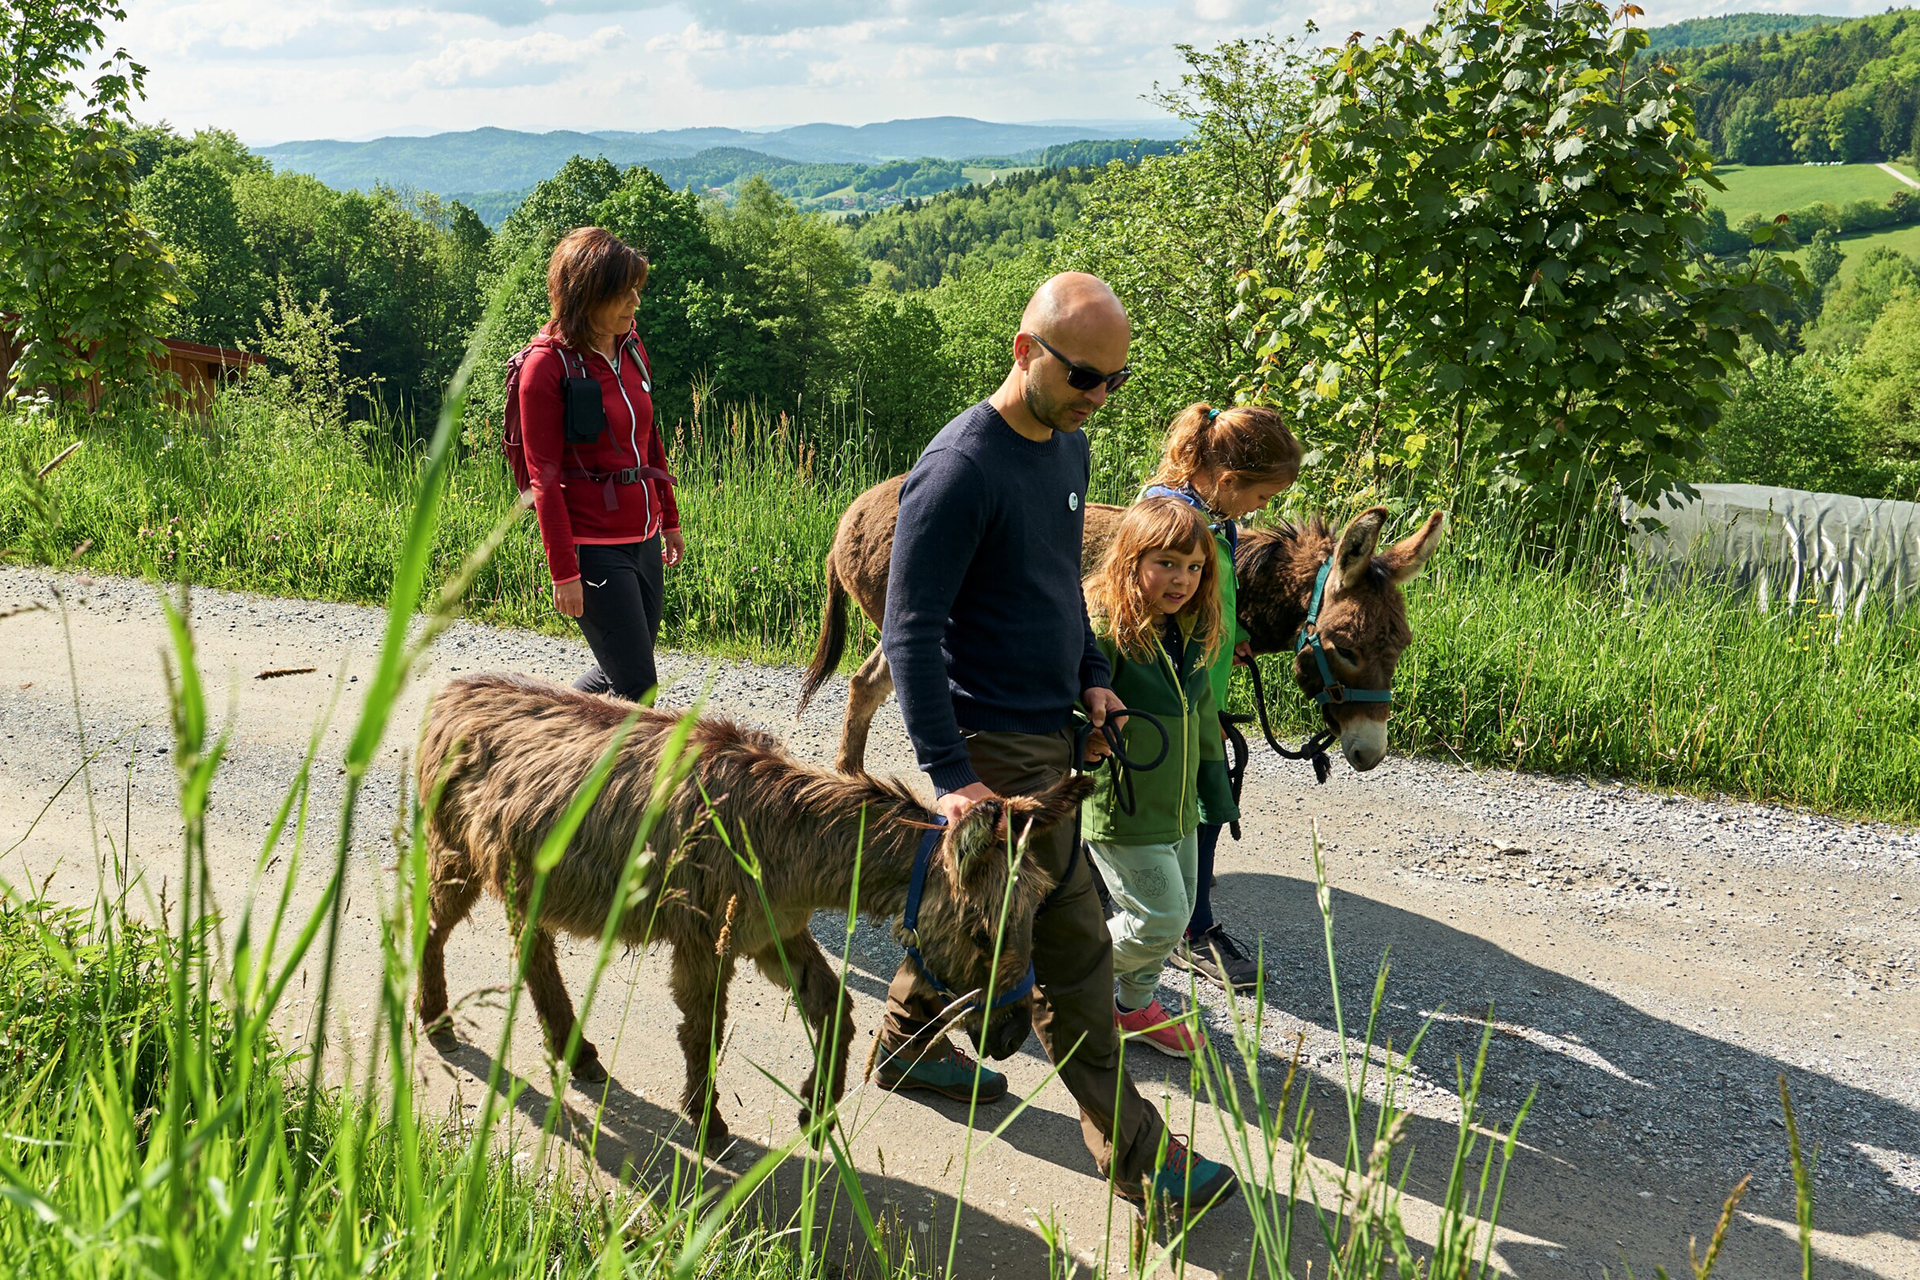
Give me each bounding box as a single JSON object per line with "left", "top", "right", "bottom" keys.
{"left": 1188, "top": 822, "right": 1222, "bottom": 936}
{"left": 572, "top": 537, "right": 663, "bottom": 702}
{"left": 878, "top": 727, "right": 1168, "bottom": 1188}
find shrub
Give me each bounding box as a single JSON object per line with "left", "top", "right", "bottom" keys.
{"left": 1706, "top": 352, "right": 1890, "bottom": 496}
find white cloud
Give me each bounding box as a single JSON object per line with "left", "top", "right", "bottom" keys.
{"left": 117, "top": 0, "right": 1858, "bottom": 141}
{"left": 407, "top": 23, "right": 628, "bottom": 87}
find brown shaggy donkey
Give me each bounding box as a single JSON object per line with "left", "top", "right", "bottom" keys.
{"left": 415, "top": 673, "right": 1090, "bottom": 1147}
{"left": 797, "top": 475, "right": 1444, "bottom": 775}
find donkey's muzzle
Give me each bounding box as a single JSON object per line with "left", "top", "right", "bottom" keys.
{"left": 973, "top": 1005, "right": 1032, "bottom": 1061}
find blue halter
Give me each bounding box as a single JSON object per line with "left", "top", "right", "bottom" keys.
{"left": 1296, "top": 556, "right": 1394, "bottom": 711}
{"left": 900, "top": 818, "right": 1036, "bottom": 1013}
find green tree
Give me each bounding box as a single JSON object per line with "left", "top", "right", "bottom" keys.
{"left": 0, "top": 0, "right": 177, "bottom": 408}
{"left": 1805, "top": 229, "right": 1845, "bottom": 293}
{"left": 1060, "top": 35, "right": 1315, "bottom": 488}
{"left": 1846, "top": 296, "right": 1920, "bottom": 457}
{"left": 1708, "top": 353, "right": 1885, "bottom": 495}
{"left": 134, "top": 153, "right": 262, "bottom": 346}
{"left": 1803, "top": 245, "right": 1920, "bottom": 353}
{"left": 1824, "top": 91, "right": 1878, "bottom": 162}
{"left": 1721, "top": 97, "right": 1787, "bottom": 164}
{"left": 1252, "top": 0, "right": 1798, "bottom": 512}
{"left": 704, "top": 176, "right": 861, "bottom": 408}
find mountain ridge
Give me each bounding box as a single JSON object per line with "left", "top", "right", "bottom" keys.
{"left": 257, "top": 115, "right": 1185, "bottom": 195}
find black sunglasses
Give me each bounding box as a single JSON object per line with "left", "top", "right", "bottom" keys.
{"left": 1026, "top": 333, "right": 1131, "bottom": 394}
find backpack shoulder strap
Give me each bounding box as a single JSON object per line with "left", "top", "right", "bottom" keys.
{"left": 623, "top": 333, "right": 651, "bottom": 388}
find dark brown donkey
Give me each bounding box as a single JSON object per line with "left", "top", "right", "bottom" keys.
{"left": 416, "top": 673, "right": 1090, "bottom": 1146}
{"left": 797, "top": 475, "right": 1444, "bottom": 775}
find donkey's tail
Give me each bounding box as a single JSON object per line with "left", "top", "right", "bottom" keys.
{"left": 797, "top": 561, "right": 849, "bottom": 717}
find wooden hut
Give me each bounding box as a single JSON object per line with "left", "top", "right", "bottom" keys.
{"left": 0, "top": 319, "right": 260, "bottom": 413}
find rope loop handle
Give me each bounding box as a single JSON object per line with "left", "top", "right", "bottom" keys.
{"left": 1072, "top": 705, "right": 1170, "bottom": 817}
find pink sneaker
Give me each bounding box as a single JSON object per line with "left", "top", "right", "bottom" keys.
{"left": 1115, "top": 998, "right": 1202, "bottom": 1058}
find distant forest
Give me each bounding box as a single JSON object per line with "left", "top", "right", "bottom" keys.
{"left": 1644, "top": 13, "right": 1843, "bottom": 52}
{"left": 845, "top": 168, "right": 1101, "bottom": 290}
{"left": 1657, "top": 10, "right": 1920, "bottom": 164}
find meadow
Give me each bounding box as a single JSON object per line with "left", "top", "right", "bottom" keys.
{"left": 1710, "top": 162, "right": 1911, "bottom": 222}
{"left": 1792, "top": 220, "right": 1920, "bottom": 283}
{"left": 7, "top": 390, "right": 1920, "bottom": 824}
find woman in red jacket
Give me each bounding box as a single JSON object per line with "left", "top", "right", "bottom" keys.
{"left": 520, "top": 226, "right": 684, "bottom": 701}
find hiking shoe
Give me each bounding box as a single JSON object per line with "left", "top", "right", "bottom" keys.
{"left": 1115, "top": 998, "right": 1202, "bottom": 1058}
{"left": 875, "top": 1036, "right": 1008, "bottom": 1104}
{"left": 1116, "top": 1134, "right": 1238, "bottom": 1215}
{"left": 1171, "top": 924, "right": 1261, "bottom": 992}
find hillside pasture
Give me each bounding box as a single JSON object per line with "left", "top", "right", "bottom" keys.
{"left": 1710, "top": 162, "right": 1910, "bottom": 223}
{"left": 1789, "top": 221, "right": 1920, "bottom": 284}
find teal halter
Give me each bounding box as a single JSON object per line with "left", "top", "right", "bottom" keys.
{"left": 1236, "top": 553, "right": 1395, "bottom": 787}
{"left": 1296, "top": 557, "right": 1394, "bottom": 711}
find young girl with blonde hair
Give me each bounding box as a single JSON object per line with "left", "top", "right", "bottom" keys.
{"left": 1081, "top": 496, "right": 1227, "bottom": 1056}
{"left": 1143, "top": 402, "right": 1302, "bottom": 992}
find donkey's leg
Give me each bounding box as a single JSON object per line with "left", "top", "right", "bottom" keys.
{"left": 670, "top": 944, "right": 734, "bottom": 1146}
{"left": 751, "top": 931, "right": 855, "bottom": 1135}
{"left": 521, "top": 924, "right": 606, "bottom": 1083}
{"left": 417, "top": 843, "right": 481, "bottom": 1033}
{"left": 834, "top": 644, "right": 894, "bottom": 775}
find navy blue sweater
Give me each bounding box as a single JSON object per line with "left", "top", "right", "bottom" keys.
{"left": 882, "top": 401, "right": 1112, "bottom": 792}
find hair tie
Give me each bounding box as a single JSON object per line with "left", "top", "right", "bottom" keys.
{"left": 1206, "top": 408, "right": 1220, "bottom": 422}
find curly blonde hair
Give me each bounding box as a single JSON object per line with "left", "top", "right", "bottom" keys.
{"left": 1087, "top": 497, "right": 1223, "bottom": 667}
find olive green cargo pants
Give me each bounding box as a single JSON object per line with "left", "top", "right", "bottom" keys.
{"left": 878, "top": 727, "right": 1168, "bottom": 1186}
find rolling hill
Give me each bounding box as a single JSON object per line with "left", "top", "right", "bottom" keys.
{"left": 257, "top": 116, "right": 1184, "bottom": 197}
{"left": 1643, "top": 12, "right": 1845, "bottom": 51}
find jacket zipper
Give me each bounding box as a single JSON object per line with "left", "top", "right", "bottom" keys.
{"left": 1154, "top": 635, "right": 1192, "bottom": 824}
{"left": 600, "top": 343, "right": 655, "bottom": 540}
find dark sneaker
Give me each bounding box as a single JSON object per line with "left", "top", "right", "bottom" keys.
{"left": 1171, "top": 924, "right": 1261, "bottom": 991}
{"left": 1116, "top": 1134, "right": 1238, "bottom": 1216}
{"left": 876, "top": 1036, "right": 1009, "bottom": 1104}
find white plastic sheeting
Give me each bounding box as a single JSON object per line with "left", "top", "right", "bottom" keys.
{"left": 1623, "top": 483, "right": 1920, "bottom": 617}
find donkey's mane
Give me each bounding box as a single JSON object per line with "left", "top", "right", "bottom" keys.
{"left": 1246, "top": 514, "right": 1332, "bottom": 551}
{"left": 703, "top": 718, "right": 930, "bottom": 831}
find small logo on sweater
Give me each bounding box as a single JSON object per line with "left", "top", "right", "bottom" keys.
{"left": 1068, "top": 492, "right": 1081, "bottom": 512}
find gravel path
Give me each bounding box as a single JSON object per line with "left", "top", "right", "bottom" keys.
{"left": 2, "top": 564, "right": 1916, "bottom": 1278}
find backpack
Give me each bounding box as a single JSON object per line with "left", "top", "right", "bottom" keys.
{"left": 503, "top": 335, "right": 651, "bottom": 496}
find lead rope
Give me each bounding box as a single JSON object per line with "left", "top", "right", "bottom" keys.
{"left": 1072, "top": 706, "right": 1170, "bottom": 818}
{"left": 1244, "top": 659, "right": 1338, "bottom": 785}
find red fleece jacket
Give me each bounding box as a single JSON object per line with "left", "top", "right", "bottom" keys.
{"left": 519, "top": 323, "right": 680, "bottom": 585}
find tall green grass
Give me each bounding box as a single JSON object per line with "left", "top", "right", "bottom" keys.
{"left": 6, "top": 389, "right": 1920, "bottom": 819}
{"left": 0, "top": 386, "right": 883, "bottom": 660}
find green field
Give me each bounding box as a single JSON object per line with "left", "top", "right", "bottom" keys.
{"left": 1710, "top": 162, "right": 1910, "bottom": 222}
{"left": 1789, "top": 220, "right": 1920, "bottom": 283}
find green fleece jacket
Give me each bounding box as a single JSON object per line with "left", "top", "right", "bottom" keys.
{"left": 1138, "top": 484, "right": 1246, "bottom": 827}
{"left": 1080, "top": 613, "right": 1229, "bottom": 844}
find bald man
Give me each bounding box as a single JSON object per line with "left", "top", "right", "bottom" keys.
{"left": 876, "top": 272, "right": 1237, "bottom": 1216}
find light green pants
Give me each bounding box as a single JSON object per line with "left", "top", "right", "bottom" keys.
{"left": 1085, "top": 831, "right": 1200, "bottom": 1010}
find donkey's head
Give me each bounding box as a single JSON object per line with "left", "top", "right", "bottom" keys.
{"left": 1239, "top": 509, "right": 1446, "bottom": 773}
{"left": 895, "top": 774, "right": 1092, "bottom": 1060}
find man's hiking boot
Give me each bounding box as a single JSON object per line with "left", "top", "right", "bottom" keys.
{"left": 875, "top": 1036, "right": 1008, "bottom": 1104}
{"left": 1171, "top": 924, "right": 1261, "bottom": 992}
{"left": 1116, "top": 1134, "right": 1238, "bottom": 1216}
{"left": 1115, "top": 998, "right": 1202, "bottom": 1057}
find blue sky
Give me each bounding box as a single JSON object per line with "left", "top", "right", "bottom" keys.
{"left": 107, "top": 0, "right": 1892, "bottom": 145}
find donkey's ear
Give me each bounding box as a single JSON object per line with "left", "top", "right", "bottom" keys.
{"left": 1379, "top": 510, "right": 1446, "bottom": 584}
{"left": 1334, "top": 507, "right": 1389, "bottom": 590}
{"left": 995, "top": 774, "right": 1094, "bottom": 849}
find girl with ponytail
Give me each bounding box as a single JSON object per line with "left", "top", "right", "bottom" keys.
{"left": 1141, "top": 402, "right": 1301, "bottom": 992}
